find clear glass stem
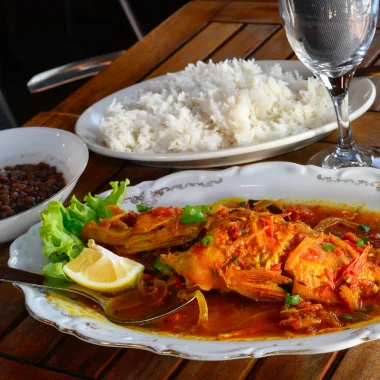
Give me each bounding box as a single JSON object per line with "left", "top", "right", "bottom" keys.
{"left": 317, "top": 70, "right": 364, "bottom": 164}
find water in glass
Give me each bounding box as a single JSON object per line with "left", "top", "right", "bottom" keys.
{"left": 279, "top": 0, "right": 380, "bottom": 168}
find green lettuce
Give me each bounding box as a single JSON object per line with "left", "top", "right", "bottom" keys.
{"left": 84, "top": 180, "right": 129, "bottom": 219}
{"left": 39, "top": 180, "right": 129, "bottom": 280}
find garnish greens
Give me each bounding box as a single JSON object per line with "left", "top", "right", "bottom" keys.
{"left": 285, "top": 294, "right": 300, "bottom": 307}
{"left": 180, "top": 205, "right": 210, "bottom": 224}
{"left": 153, "top": 256, "right": 173, "bottom": 276}
{"left": 322, "top": 243, "right": 336, "bottom": 251}
{"left": 358, "top": 224, "right": 371, "bottom": 232}
{"left": 201, "top": 236, "right": 214, "bottom": 245}
{"left": 40, "top": 180, "right": 129, "bottom": 281}
{"left": 136, "top": 204, "right": 152, "bottom": 212}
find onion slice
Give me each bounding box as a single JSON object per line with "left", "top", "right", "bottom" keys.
{"left": 178, "top": 289, "right": 209, "bottom": 324}
{"left": 313, "top": 217, "right": 358, "bottom": 232}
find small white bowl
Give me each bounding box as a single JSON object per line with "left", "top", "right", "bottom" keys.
{"left": 0, "top": 127, "right": 89, "bottom": 243}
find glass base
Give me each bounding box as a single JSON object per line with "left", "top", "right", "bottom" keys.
{"left": 308, "top": 145, "right": 380, "bottom": 169}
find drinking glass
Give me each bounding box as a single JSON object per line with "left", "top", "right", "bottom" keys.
{"left": 279, "top": 0, "right": 380, "bottom": 168}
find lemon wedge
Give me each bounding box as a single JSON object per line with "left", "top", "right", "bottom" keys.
{"left": 63, "top": 239, "right": 144, "bottom": 293}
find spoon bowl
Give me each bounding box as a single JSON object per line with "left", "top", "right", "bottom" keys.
{"left": 0, "top": 265, "right": 195, "bottom": 324}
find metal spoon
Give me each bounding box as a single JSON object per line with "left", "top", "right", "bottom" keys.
{"left": 0, "top": 265, "right": 195, "bottom": 324}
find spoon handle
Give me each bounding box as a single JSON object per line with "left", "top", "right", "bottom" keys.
{"left": 0, "top": 265, "right": 46, "bottom": 286}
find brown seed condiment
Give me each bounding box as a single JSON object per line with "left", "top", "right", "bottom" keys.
{"left": 0, "top": 162, "right": 66, "bottom": 220}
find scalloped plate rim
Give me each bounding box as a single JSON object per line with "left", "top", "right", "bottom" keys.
{"left": 8, "top": 162, "right": 380, "bottom": 360}
{"left": 75, "top": 60, "right": 376, "bottom": 166}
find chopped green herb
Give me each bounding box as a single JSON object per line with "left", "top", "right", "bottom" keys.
{"left": 359, "top": 224, "right": 371, "bottom": 232}
{"left": 285, "top": 294, "right": 300, "bottom": 307}
{"left": 239, "top": 201, "right": 246, "bottom": 207}
{"left": 355, "top": 239, "right": 365, "bottom": 247}
{"left": 353, "top": 306, "right": 373, "bottom": 314}
{"left": 180, "top": 205, "right": 210, "bottom": 224}
{"left": 362, "top": 237, "right": 371, "bottom": 244}
{"left": 353, "top": 317, "right": 366, "bottom": 322}
{"left": 322, "top": 243, "right": 336, "bottom": 251}
{"left": 333, "top": 231, "right": 343, "bottom": 238}
{"left": 230, "top": 256, "right": 239, "bottom": 264}
{"left": 201, "top": 235, "right": 214, "bottom": 246}
{"left": 136, "top": 204, "right": 152, "bottom": 212}
{"left": 341, "top": 314, "right": 352, "bottom": 321}
{"left": 153, "top": 256, "right": 173, "bottom": 276}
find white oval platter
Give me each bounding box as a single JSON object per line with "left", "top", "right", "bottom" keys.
{"left": 8, "top": 162, "right": 380, "bottom": 360}
{"left": 75, "top": 61, "right": 376, "bottom": 168}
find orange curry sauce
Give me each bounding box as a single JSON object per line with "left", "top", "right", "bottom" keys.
{"left": 91, "top": 203, "right": 380, "bottom": 340}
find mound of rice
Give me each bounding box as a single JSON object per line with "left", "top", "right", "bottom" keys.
{"left": 99, "top": 59, "right": 334, "bottom": 153}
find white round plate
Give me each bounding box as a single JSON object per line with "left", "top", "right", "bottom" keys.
{"left": 8, "top": 162, "right": 380, "bottom": 360}
{"left": 75, "top": 60, "right": 375, "bottom": 168}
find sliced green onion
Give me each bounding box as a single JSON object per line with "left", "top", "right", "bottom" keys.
{"left": 180, "top": 205, "right": 210, "bottom": 224}
{"left": 333, "top": 231, "right": 342, "bottom": 237}
{"left": 136, "top": 204, "right": 152, "bottom": 212}
{"left": 230, "top": 256, "right": 239, "bottom": 264}
{"left": 353, "top": 306, "right": 373, "bottom": 314}
{"left": 355, "top": 239, "right": 365, "bottom": 247}
{"left": 358, "top": 224, "right": 371, "bottom": 232}
{"left": 285, "top": 294, "right": 300, "bottom": 307}
{"left": 362, "top": 237, "right": 371, "bottom": 244}
{"left": 201, "top": 235, "right": 214, "bottom": 246}
{"left": 153, "top": 256, "right": 173, "bottom": 275}
{"left": 341, "top": 314, "right": 352, "bottom": 321}
{"left": 239, "top": 201, "right": 246, "bottom": 207}
{"left": 322, "top": 243, "right": 336, "bottom": 251}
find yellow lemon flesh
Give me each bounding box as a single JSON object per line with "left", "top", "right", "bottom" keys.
{"left": 63, "top": 239, "right": 144, "bottom": 293}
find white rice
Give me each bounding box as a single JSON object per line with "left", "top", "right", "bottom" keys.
{"left": 99, "top": 59, "right": 334, "bottom": 153}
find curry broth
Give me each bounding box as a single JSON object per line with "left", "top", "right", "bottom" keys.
{"left": 76, "top": 202, "right": 380, "bottom": 340}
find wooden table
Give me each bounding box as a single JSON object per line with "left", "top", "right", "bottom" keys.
{"left": 2, "top": 1, "right": 380, "bottom": 379}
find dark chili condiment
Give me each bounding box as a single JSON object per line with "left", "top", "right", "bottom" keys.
{"left": 0, "top": 162, "right": 66, "bottom": 220}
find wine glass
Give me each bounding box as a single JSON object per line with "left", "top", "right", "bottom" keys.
{"left": 279, "top": 0, "right": 380, "bottom": 168}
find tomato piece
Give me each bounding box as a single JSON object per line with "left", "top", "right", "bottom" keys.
{"left": 228, "top": 223, "right": 241, "bottom": 239}
{"left": 285, "top": 205, "right": 315, "bottom": 223}
{"left": 342, "top": 232, "right": 360, "bottom": 244}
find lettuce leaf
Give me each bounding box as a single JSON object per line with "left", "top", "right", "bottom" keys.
{"left": 40, "top": 201, "right": 84, "bottom": 260}
{"left": 42, "top": 262, "right": 70, "bottom": 281}
{"left": 84, "top": 180, "right": 129, "bottom": 219}
{"left": 40, "top": 180, "right": 129, "bottom": 279}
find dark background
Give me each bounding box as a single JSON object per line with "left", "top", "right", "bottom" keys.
{"left": 0, "top": 0, "right": 188, "bottom": 125}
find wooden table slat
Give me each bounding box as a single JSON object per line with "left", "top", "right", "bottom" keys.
{"left": 100, "top": 350, "right": 183, "bottom": 380}
{"left": 322, "top": 112, "right": 380, "bottom": 146}
{"left": 146, "top": 21, "right": 243, "bottom": 79}
{"left": 330, "top": 341, "right": 380, "bottom": 380}
{"left": 54, "top": 1, "right": 228, "bottom": 115}
{"left": 249, "top": 28, "right": 294, "bottom": 60}
{"left": 45, "top": 336, "right": 120, "bottom": 378}
{"left": 251, "top": 353, "right": 339, "bottom": 380}
{"left": 0, "top": 356, "right": 80, "bottom": 380}
{"left": 0, "top": 316, "right": 63, "bottom": 362}
{"left": 211, "top": 23, "right": 280, "bottom": 62}
{"left": 359, "top": 29, "right": 380, "bottom": 68}
{"left": 213, "top": 1, "right": 282, "bottom": 24}
{"left": 0, "top": 284, "right": 28, "bottom": 340}
{"left": 174, "top": 358, "right": 257, "bottom": 380}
